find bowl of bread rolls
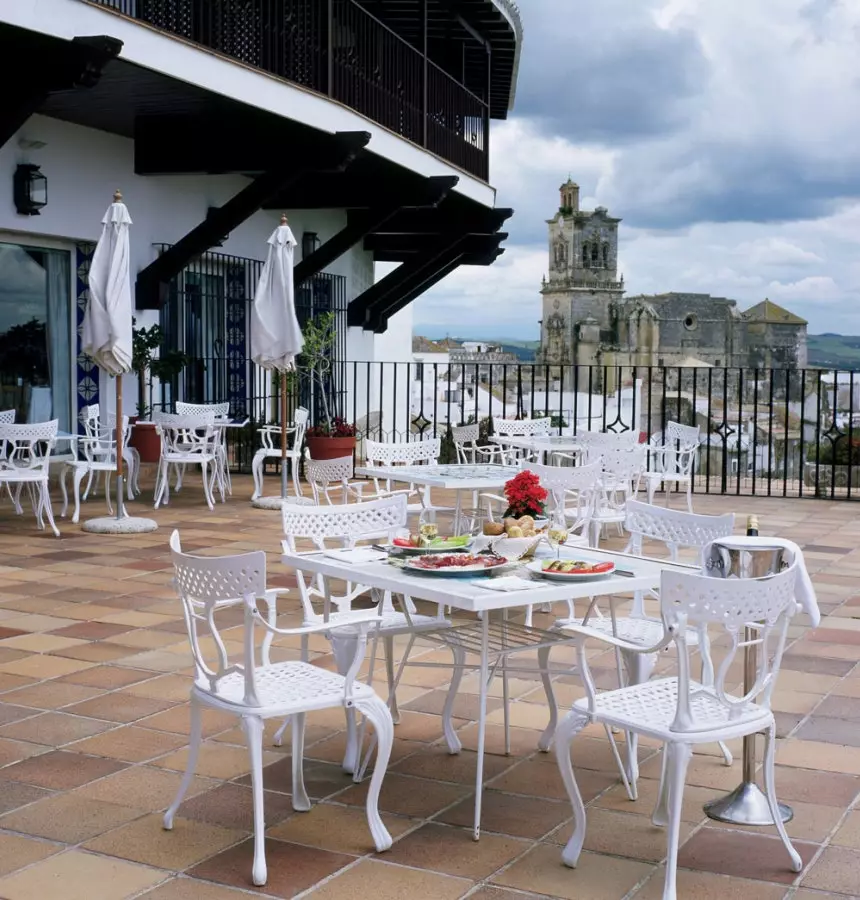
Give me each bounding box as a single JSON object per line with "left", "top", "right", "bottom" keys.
{"left": 482, "top": 514, "right": 546, "bottom": 560}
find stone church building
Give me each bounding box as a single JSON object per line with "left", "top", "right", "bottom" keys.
{"left": 536, "top": 179, "right": 808, "bottom": 373}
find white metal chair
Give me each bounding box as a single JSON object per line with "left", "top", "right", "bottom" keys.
{"left": 642, "top": 421, "right": 700, "bottom": 511}
{"left": 176, "top": 401, "right": 233, "bottom": 495}
{"left": 624, "top": 500, "right": 735, "bottom": 620}
{"left": 491, "top": 416, "right": 552, "bottom": 464}
{"left": 75, "top": 404, "right": 140, "bottom": 500}
{"left": 279, "top": 494, "right": 451, "bottom": 773}
{"left": 306, "top": 454, "right": 367, "bottom": 505}
{"left": 589, "top": 444, "right": 647, "bottom": 546}
{"left": 452, "top": 423, "right": 504, "bottom": 465}
{"left": 0, "top": 420, "right": 60, "bottom": 536}
{"left": 251, "top": 407, "right": 308, "bottom": 501}
{"left": 164, "top": 531, "right": 393, "bottom": 887}
{"left": 364, "top": 437, "right": 452, "bottom": 517}
{"left": 554, "top": 564, "right": 803, "bottom": 900}
{"left": 154, "top": 413, "right": 221, "bottom": 511}
{"left": 60, "top": 414, "right": 131, "bottom": 523}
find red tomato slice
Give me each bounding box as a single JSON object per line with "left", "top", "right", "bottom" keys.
{"left": 392, "top": 537, "right": 412, "bottom": 547}
{"left": 590, "top": 562, "right": 614, "bottom": 573}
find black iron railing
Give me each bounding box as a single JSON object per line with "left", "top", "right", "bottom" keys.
{"left": 141, "top": 353, "right": 860, "bottom": 500}
{"left": 88, "top": 0, "right": 491, "bottom": 180}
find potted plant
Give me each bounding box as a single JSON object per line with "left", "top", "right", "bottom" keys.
{"left": 299, "top": 312, "right": 357, "bottom": 460}
{"left": 130, "top": 320, "right": 189, "bottom": 463}
{"left": 497, "top": 470, "right": 548, "bottom": 537}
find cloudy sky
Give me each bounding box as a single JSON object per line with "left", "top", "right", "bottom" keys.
{"left": 411, "top": 0, "right": 860, "bottom": 340}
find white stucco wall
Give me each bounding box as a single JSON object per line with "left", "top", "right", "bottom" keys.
{"left": 0, "top": 115, "right": 389, "bottom": 416}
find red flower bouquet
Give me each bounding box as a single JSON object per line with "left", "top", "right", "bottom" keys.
{"left": 503, "top": 470, "right": 548, "bottom": 519}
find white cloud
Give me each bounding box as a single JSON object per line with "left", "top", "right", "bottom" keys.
{"left": 412, "top": 0, "right": 860, "bottom": 338}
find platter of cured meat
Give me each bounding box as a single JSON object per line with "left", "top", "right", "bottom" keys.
{"left": 402, "top": 554, "right": 512, "bottom": 578}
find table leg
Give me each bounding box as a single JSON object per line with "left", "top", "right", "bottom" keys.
{"left": 473, "top": 613, "right": 490, "bottom": 841}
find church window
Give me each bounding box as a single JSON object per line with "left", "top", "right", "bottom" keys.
{"left": 684, "top": 314, "right": 698, "bottom": 331}
{"left": 591, "top": 243, "right": 599, "bottom": 265}
{"left": 602, "top": 243, "right": 609, "bottom": 268}
{"left": 581, "top": 241, "right": 589, "bottom": 266}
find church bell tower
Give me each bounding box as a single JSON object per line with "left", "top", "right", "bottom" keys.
{"left": 537, "top": 177, "right": 625, "bottom": 370}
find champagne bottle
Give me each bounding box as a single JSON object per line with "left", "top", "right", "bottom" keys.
{"left": 746, "top": 514, "right": 759, "bottom": 537}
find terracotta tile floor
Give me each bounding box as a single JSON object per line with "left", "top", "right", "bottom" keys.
{"left": 0, "top": 475, "right": 858, "bottom": 898}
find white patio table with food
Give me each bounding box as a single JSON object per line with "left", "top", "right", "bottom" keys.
{"left": 281, "top": 538, "right": 696, "bottom": 840}
{"left": 353, "top": 462, "right": 520, "bottom": 531}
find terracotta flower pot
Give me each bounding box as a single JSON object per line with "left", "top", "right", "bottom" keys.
{"left": 129, "top": 419, "right": 161, "bottom": 464}
{"left": 305, "top": 435, "right": 356, "bottom": 461}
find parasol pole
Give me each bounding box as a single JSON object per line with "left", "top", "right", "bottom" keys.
{"left": 280, "top": 212, "right": 289, "bottom": 501}
{"left": 114, "top": 189, "right": 125, "bottom": 521}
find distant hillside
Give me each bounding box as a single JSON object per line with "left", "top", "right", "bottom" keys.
{"left": 807, "top": 334, "right": 860, "bottom": 369}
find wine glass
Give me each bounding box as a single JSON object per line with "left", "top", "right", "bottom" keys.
{"left": 418, "top": 506, "right": 438, "bottom": 547}
{"left": 545, "top": 510, "right": 569, "bottom": 560}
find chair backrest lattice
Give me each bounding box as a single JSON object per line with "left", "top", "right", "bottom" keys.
{"left": 155, "top": 412, "right": 217, "bottom": 457}
{"left": 365, "top": 437, "right": 440, "bottom": 467}
{"left": 307, "top": 454, "right": 356, "bottom": 504}
{"left": 169, "top": 530, "right": 265, "bottom": 706}
{"left": 0, "top": 410, "right": 16, "bottom": 425}
{"left": 659, "top": 565, "right": 799, "bottom": 732}
{"left": 176, "top": 401, "right": 231, "bottom": 419}
{"left": 599, "top": 444, "right": 647, "bottom": 480}
{"left": 624, "top": 500, "right": 735, "bottom": 562}
{"left": 282, "top": 494, "right": 409, "bottom": 620}
{"left": 0, "top": 420, "right": 58, "bottom": 475}
{"left": 493, "top": 417, "right": 552, "bottom": 437}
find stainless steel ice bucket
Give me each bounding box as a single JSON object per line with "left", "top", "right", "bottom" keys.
{"left": 705, "top": 543, "right": 787, "bottom": 579}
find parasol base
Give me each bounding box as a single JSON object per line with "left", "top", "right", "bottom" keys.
{"left": 703, "top": 781, "right": 793, "bottom": 825}
{"left": 82, "top": 516, "right": 159, "bottom": 535}
{"left": 252, "top": 496, "right": 315, "bottom": 510}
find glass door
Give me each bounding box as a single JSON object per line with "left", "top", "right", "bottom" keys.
{"left": 0, "top": 241, "right": 71, "bottom": 431}
{"left": 182, "top": 269, "right": 226, "bottom": 404}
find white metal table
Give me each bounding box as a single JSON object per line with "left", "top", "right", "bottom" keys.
{"left": 354, "top": 463, "right": 520, "bottom": 530}
{"left": 281, "top": 544, "right": 692, "bottom": 839}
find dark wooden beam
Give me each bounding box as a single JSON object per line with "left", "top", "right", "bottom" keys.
{"left": 355, "top": 205, "right": 513, "bottom": 235}
{"left": 365, "top": 231, "right": 506, "bottom": 254}
{"left": 263, "top": 168, "right": 435, "bottom": 210}
{"left": 347, "top": 233, "right": 467, "bottom": 328}
{"left": 136, "top": 130, "right": 370, "bottom": 309}
{"left": 369, "top": 233, "right": 506, "bottom": 331}
{"left": 293, "top": 174, "right": 458, "bottom": 283}
{"left": 0, "top": 34, "right": 122, "bottom": 150}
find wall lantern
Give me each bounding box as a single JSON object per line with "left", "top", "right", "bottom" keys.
{"left": 14, "top": 164, "right": 48, "bottom": 216}
{"left": 302, "top": 231, "right": 320, "bottom": 259}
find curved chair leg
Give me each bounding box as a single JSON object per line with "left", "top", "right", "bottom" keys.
{"left": 251, "top": 450, "right": 266, "bottom": 500}
{"left": 685, "top": 482, "right": 693, "bottom": 513}
{"left": 382, "top": 636, "right": 400, "bottom": 725}
{"left": 442, "top": 645, "right": 466, "bottom": 754}
{"left": 82, "top": 468, "right": 95, "bottom": 501}
{"left": 164, "top": 697, "right": 202, "bottom": 829}
{"left": 59, "top": 465, "right": 71, "bottom": 518}
{"left": 537, "top": 644, "right": 559, "bottom": 752}
{"left": 762, "top": 724, "right": 803, "bottom": 872}
{"left": 154, "top": 460, "right": 168, "bottom": 508}
{"left": 40, "top": 483, "right": 60, "bottom": 537}
{"left": 662, "top": 742, "right": 693, "bottom": 900}
{"left": 200, "top": 461, "right": 215, "bottom": 511}
{"left": 555, "top": 710, "right": 589, "bottom": 867}
{"left": 329, "top": 632, "right": 361, "bottom": 773}
{"left": 291, "top": 712, "right": 310, "bottom": 811}
{"left": 71, "top": 466, "right": 87, "bottom": 524}
{"left": 651, "top": 744, "right": 671, "bottom": 826}
{"left": 11, "top": 482, "right": 23, "bottom": 515}
{"left": 354, "top": 693, "right": 394, "bottom": 852}
{"left": 242, "top": 714, "right": 268, "bottom": 886}
{"left": 273, "top": 718, "right": 290, "bottom": 748}
{"left": 718, "top": 741, "right": 733, "bottom": 766}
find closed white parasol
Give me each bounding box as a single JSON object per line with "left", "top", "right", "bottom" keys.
{"left": 250, "top": 214, "right": 304, "bottom": 500}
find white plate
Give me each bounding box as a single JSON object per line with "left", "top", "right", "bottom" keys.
{"left": 388, "top": 537, "right": 475, "bottom": 556}
{"left": 403, "top": 557, "right": 514, "bottom": 578}
{"left": 526, "top": 559, "right": 616, "bottom": 581}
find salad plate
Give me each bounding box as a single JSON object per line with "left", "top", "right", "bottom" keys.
{"left": 388, "top": 535, "right": 473, "bottom": 556}
{"left": 526, "top": 558, "right": 616, "bottom": 582}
